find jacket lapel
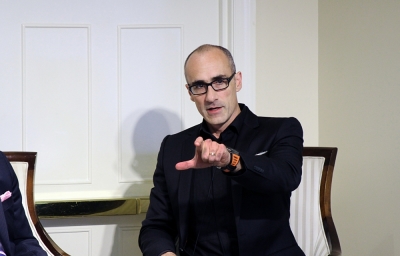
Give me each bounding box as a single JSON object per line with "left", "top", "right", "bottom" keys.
{"left": 177, "top": 131, "right": 197, "bottom": 247}
{"left": 234, "top": 110, "right": 259, "bottom": 153}
{"left": 231, "top": 109, "right": 259, "bottom": 222}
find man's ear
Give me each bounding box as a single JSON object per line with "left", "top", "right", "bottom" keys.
{"left": 185, "top": 84, "right": 194, "bottom": 102}
{"left": 235, "top": 71, "right": 243, "bottom": 92}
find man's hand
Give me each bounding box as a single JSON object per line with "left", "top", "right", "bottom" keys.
{"left": 175, "top": 136, "right": 231, "bottom": 170}
{"left": 161, "top": 252, "right": 176, "bottom": 256}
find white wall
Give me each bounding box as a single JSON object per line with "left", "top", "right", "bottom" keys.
{"left": 0, "top": 0, "right": 256, "bottom": 202}
{"left": 319, "top": 1, "right": 400, "bottom": 255}
{"left": 0, "top": 1, "right": 256, "bottom": 254}
{"left": 257, "top": 1, "right": 400, "bottom": 255}
{"left": 256, "top": 0, "right": 319, "bottom": 146}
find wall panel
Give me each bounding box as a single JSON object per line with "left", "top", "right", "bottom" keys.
{"left": 46, "top": 228, "right": 91, "bottom": 256}
{"left": 118, "top": 26, "right": 183, "bottom": 183}
{"left": 118, "top": 226, "right": 142, "bottom": 255}
{"left": 41, "top": 215, "right": 144, "bottom": 255}
{"left": 23, "top": 25, "right": 91, "bottom": 184}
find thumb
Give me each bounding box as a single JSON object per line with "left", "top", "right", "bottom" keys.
{"left": 175, "top": 136, "right": 204, "bottom": 171}
{"left": 175, "top": 159, "right": 196, "bottom": 171}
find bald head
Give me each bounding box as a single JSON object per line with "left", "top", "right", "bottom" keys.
{"left": 184, "top": 44, "right": 236, "bottom": 82}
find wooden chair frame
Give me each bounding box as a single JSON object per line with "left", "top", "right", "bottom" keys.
{"left": 4, "top": 152, "right": 69, "bottom": 256}
{"left": 3, "top": 149, "right": 341, "bottom": 255}
{"left": 303, "top": 147, "right": 341, "bottom": 256}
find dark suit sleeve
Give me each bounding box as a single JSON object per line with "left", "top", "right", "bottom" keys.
{"left": 230, "top": 117, "right": 304, "bottom": 194}
{"left": 139, "top": 136, "right": 178, "bottom": 256}
{"left": 0, "top": 151, "right": 47, "bottom": 256}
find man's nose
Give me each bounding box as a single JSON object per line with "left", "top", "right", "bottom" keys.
{"left": 205, "top": 85, "right": 218, "bottom": 101}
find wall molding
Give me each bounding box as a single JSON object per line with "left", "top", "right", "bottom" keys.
{"left": 22, "top": 24, "right": 92, "bottom": 185}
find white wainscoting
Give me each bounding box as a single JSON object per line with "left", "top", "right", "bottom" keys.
{"left": 41, "top": 214, "right": 146, "bottom": 255}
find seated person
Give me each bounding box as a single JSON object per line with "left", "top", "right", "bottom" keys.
{"left": 139, "top": 44, "right": 304, "bottom": 256}
{"left": 0, "top": 151, "right": 46, "bottom": 256}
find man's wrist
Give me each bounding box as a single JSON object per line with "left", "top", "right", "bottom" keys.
{"left": 221, "top": 147, "right": 240, "bottom": 173}
{"left": 160, "top": 252, "right": 176, "bottom": 256}
{"left": 234, "top": 160, "right": 242, "bottom": 172}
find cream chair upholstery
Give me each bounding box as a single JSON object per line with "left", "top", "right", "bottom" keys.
{"left": 5, "top": 152, "right": 69, "bottom": 256}
{"left": 290, "top": 147, "right": 341, "bottom": 256}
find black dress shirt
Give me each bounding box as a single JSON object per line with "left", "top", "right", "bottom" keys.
{"left": 184, "top": 105, "right": 247, "bottom": 256}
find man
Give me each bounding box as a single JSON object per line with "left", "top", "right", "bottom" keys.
{"left": 139, "top": 44, "right": 304, "bottom": 256}
{"left": 0, "top": 151, "right": 46, "bottom": 256}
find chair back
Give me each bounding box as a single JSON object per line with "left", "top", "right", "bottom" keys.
{"left": 4, "top": 152, "right": 69, "bottom": 256}
{"left": 289, "top": 147, "right": 341, "bottom": 256}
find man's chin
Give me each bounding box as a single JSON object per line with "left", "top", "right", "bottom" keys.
{"left": 204, "top": 117, "right": 226, "bottom": 127}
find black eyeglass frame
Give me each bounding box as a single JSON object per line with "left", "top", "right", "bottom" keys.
{"left": 187, "top": 72, "right": 236, "bottom": 95}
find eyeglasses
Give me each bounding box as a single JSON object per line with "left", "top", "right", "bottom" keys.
{"left": 187, "top": 72, "right": 236, "bottom": 95}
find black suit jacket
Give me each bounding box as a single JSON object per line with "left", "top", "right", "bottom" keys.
{"left": 0, "top": 151, "right": 46, "bottom": 256}
{"left": 139, "top": 105, "right": 304, "bottom": 256}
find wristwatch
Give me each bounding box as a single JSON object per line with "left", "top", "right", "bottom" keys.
{"left": 222, "top": 147, "right": 240, "bottom": 173}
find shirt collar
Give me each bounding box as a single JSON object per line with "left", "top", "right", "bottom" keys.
{"left": 199, "top": 103, "right": 248, "bottom": 141}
